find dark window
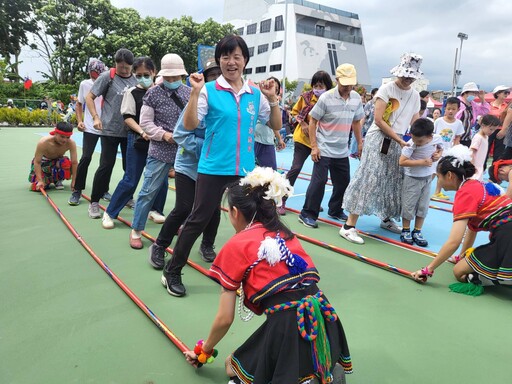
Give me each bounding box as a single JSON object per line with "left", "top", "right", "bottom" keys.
{"left": 243, "top": 68, "right": 253, "bottom": 75}
{"left": 270, "top": 64, "right": 282, "bottom": 72}
{"left": 260, "top": 19, "right": 271, "bottom": 33}
{"left": 248, "top": 47, "right": 254, "bottom": 57}
{"left": 316, "top": 25, "right": 325, "bottom": 37}
{"left": 247, "top": 23, "right": 257, "bottom": 34}
{"left": 327, "top": 43, "right": 339, "bottom": 76}
{"left": 275, "top": 15, "right": 284, "bottom": 31}
{"left": 258, "top": 44, "right": 269, "bottom": 54}
{"left": 272, "top": 41, "right": 283, "bottom": 49}
{"left": 236, "top": 27, "right": 244, "bottom": 35}
{"left": 256, "top": 66, "right": 266, "bottom": 74}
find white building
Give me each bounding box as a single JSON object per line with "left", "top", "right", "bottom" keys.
{"left": 223, "top": 0, "right": 371, "bottom": 91}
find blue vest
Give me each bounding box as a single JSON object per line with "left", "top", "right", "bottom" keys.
{"left": 199, "top": 81, "right": 261, "bottom": 176}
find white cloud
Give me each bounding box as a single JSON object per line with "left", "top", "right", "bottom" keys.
{"left": 20, "top": 0, "right": 512, "bottom": 91}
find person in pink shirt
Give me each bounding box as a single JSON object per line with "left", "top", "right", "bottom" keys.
{"left": 456, "top": 82, "right": 490, "bottom": 147}
{"left": 470, "top": 114, "right": 500, "bottom": 180}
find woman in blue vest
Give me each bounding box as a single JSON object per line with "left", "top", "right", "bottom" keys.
{"left": 161, "top": 34, "right": 282, "bottom": 297}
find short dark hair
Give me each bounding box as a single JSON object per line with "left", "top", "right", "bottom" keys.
{"left": 445, "top": 97, "right": 460, "bottom": 108}
{"left": 419, "top": 90, "right": 429, "bottom": 98}
{"left": 56, "top": 121, "right": 73, "bottom": 133}
{"left": 420, "top": 99, "right": 427, "bottom": 111}
{"left": 133, "top": 56, "right": 155, "bottom": 72}
{"left": 215, "top": 35, "right": 250, "bottom": 68}
{"left": 311, "top": 71, "right": 333, "bottom": 90}
{"left": 371, "top": 87, "right": 378, "bottom": 96}
{"left": 410, "top": 117, "right": 434, "bottom": 137}
{"left": 114, "top": 48, "right": 134, "bottom": 65}
{"left": 480, "top": 114, "right": 500, "bottom": 127}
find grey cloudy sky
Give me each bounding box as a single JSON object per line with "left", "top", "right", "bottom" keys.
{"left": 20, "top": 0, "right": 511, "bottom": 91}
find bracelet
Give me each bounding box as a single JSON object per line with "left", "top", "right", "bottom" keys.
{"left": 420, "top": 266, "right": 433, "bottom": 277}
{"left": 268, "top": 100, "right": 279, "bottom": 108}
{"left": 193, "top": 340, "right": 218, "bottom": 364}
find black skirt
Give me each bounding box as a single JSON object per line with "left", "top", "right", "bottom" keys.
{"left": 466, "top": 221, "right": 512, "bottom": 281}
{"left": 229, "top": 284, "right": 351, "bottom": 384}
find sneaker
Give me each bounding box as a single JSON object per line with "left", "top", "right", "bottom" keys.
{"left": 400, "top": 230, "right": 414, "bottom": 245}
{"left": 88, "top": 202, "right": 101, "bottom": 219}
{"left": 148, "top": 210, "right": 166, "bottom": 224}
{"left": 328, "top": 211, "right": 348, "bottom": 221}
{"left": 432, "top": 192, "right": 450, "bottom": 200}
{"left": 55, "top": 180, "right": 64, "bottom": 190}
{"left": 339, "top": 226, "right": 364, "bottom": 244}
{"left": 412, "top": 230, "right": 428, "bottom": 247}
{"left": 380, "top": 219, "right": 402, "bottom": 234}
{"left": 68, "top": 190, "right": 81, "bottom": 206}
{"left": 125, "top": 199, "right": 136, "bottom": 209}
{"left": 129, "top": 230, "right": 143, "bottom": 249}
{"left": 102, "top": 212, "right": 114, "bottom": 229}
{"left": 161, "top": 273, "right": 186, "bottom": 297}
{"left": 298, "top": 214, "right": 318, "bottom": 228}
{"left": 102, "top": 192, "right": 112, "bottom": 201}
{"left": 277, "top": 204, "right": 286, "bottom": 216}
{"left": 148, "top": 243, "right": 166, "bottom": 269}
{"left": 199, "top": 243, "right": 217, "bottom": 262}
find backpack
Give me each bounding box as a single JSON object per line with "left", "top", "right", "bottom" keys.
{"left": 100, "top": 68, "right": 117, "bottom": 109}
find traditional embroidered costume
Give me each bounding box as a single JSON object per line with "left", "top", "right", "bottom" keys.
{"left": 210, "top": 224, "right": 351, "bottom": 384}
{"left": 28, "top": 156, "right": 72, "bottom": 191}
{"left": 453, "top": 180, "right": 512, "bottom": 281}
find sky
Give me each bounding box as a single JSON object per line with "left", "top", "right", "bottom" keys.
{"left": 19, "top": 0, "right": 512, "bottom": 91}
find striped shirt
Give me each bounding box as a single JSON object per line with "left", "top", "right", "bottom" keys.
{"left": 309, "top": 88, "right": 364, "bottom": 158}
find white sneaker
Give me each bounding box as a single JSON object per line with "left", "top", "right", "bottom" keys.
{"left": 148, "top": 210, "right": 166, "bottom": 224}
{"left": 339, "top": 226, "right": 364, "bottom": 244}
{"left": 88, "top": 202, "right": 101, "bottom": 219}
{"left": 102, "top": 212, "right": 114, "bottom": 229}
{"left": 380, "top": 219, "right": 402, "bottom": 234}
{"left": 55, "top": 180, "right": 64, "bottom": 190}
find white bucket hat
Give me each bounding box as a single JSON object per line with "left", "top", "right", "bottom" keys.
{"left": 390, "top": 53, "right": 424, "bottom": 79}
{"left": 461, "top": 82, "right": 479, "bottom": 94}
{"left": 492, "top": 85, "right": 510, "bottom": 94}
{"left": 157, "top": 54, "right": 188, "bottom": 77}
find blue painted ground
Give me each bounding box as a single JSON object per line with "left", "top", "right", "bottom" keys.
{"left": 59, "top": 131, "right": 491, "bottom": 253}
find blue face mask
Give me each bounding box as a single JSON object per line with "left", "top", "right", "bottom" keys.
{"left": 466, "top": 95, "right": 476, "bottom": 102}
{"left": 163, "top": 80, "right": 182, "bottom": 90}
{"left": 137, "top": 77, "right": 153, "bottom": 89}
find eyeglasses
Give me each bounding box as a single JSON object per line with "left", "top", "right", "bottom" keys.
{"left": 135, "top": 74, "right": 152, "bottom": 79}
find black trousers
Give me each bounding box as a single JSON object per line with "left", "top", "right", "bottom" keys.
{"left": 300, "top": 156, "right": 350, "bottom": 220}
{"left": 164, "top": 173, "right": 239, "bottom": 275}
{"left": 74, "top": 132, "right": 101, "bottom": 191}
{"left": 91, "top": 135, "right": 127, "bottom": 202}
{"left": 156, "top": 172, "right": 220, "bottom": 249}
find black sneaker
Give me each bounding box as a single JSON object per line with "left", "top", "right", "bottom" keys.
{"left": 148, "top": 243, "right": 166, "bottom": 270}
{"left": 328, "top": 211, "right": 348, "bottom": 221}
{"left": 199, "top": 243, "right": 217, "bottom": 262}
{"left": 161, "top": 273, "right": 186, "bottom": 297}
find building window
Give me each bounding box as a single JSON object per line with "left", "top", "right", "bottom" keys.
{"left": 247, "top": 23, "right": 257, "bottom": 35}
{"left": 236, "top": 27, "right": 244, "bottom": 36}
{"left": 275, "top": 15, "right": 284, "bottom": 31}
{"left": 256, "top": 66, "right": 266, "bottom": 74}
{"left": 270, "top": 64, "right": 282, "bottom": 72}
{"left": 316, "top": 25, "right": 325, "bottom": 37}
{"left": 244, "top": 68, "right": 253, "bottom": 75}
{"left": 327, "top": 43, "right": 339, "bottom": 76}
{"left": 258, "top": 44, "right": 269, "bottom": 54}
{"left": 260, "top": 19, "right": 271, "bottom": 33}
{"left": 272, "top": 41, "right": 283, "bottom": 49}
{"left": 248, "top": 47, "right": 254, "bottom": 57}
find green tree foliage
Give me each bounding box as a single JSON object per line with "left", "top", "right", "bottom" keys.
{"left": 0, "top": 0, "right": 40, "bottom": 78}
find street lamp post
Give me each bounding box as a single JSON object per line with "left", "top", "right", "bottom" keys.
{"left": 452, "top": 32, "right": 468, "bottom": 96}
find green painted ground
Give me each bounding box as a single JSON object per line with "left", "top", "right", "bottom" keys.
{"left": 1, "top": 127, "right": 511, "bottom": 384}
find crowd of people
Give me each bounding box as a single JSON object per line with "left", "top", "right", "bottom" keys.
{"left": 27, "top": 34, "right": 512, "bottom": 383}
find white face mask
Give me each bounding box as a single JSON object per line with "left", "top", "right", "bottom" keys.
{"left": 466, "top": 95, "right": 476, "bottom": 102}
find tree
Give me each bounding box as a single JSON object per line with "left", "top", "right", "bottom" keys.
{"left": 0, "top": 0, "right": 40, "bottom": 78}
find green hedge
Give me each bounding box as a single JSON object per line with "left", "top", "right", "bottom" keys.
{"left": 0, "top": 107, "right": 73, "bottom": 126}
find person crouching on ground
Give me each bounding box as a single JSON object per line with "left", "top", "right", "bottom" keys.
{"left": 29, "top": 122, "right": 78, "bottom": 191}
{"left": 184, "top": 167, "right": 352, "bottom": 384}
